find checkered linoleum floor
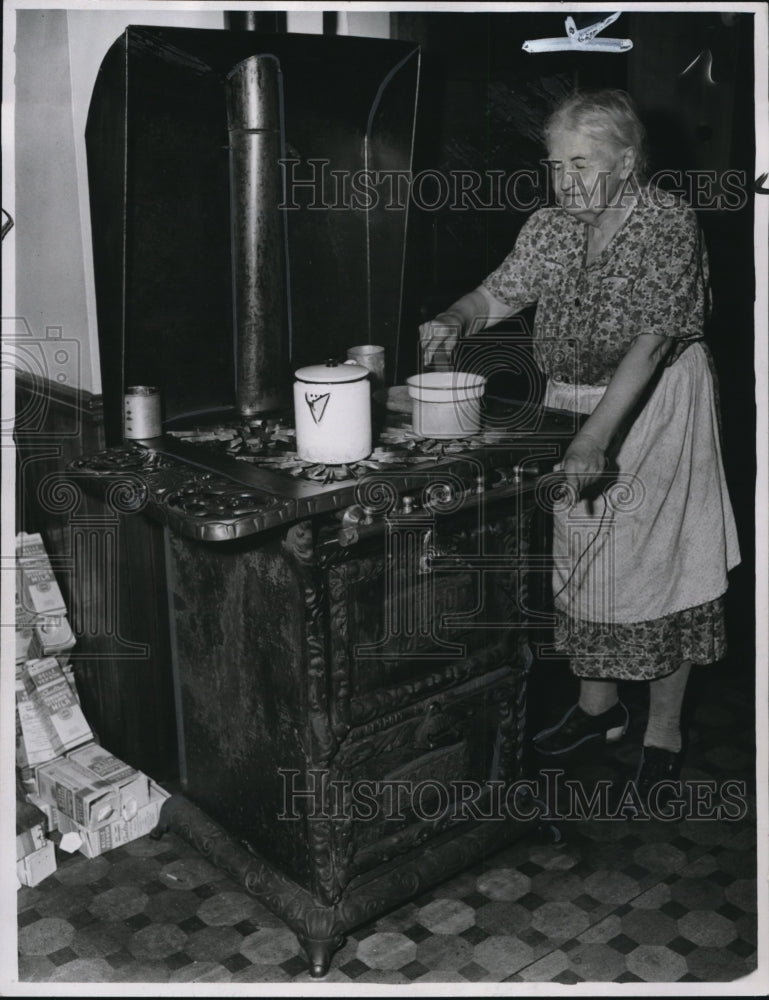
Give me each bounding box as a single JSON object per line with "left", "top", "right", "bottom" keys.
{"left": 15, "top": 657, "right": 760, "bottom": 986}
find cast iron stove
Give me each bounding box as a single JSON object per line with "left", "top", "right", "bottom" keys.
{"left": 69, "top": 401, "right": 574, "bottom": 542}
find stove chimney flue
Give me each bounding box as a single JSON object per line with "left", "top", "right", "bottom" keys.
{"left": 226, "top": 55, "right": 288, "bottom": 417}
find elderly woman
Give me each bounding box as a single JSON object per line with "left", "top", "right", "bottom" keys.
{"left": 419, "top": 89, "right": 740, "bottom": 795}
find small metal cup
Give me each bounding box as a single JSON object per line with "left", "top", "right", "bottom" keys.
{"left": 346, "top": 345, "right": 385, "bottom": 391}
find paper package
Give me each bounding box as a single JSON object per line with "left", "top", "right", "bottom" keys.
{"left": 15, "top": 677, "right": 61, "bottom": 776}
{"left": 23, "top": 657, "right": 92, "bottom": 755}
{"left": 35, "top": 746, "right": 150, "bottom": 832}
{"left": 16, "top": 532, "right": 67, "bottom": 617}
{"left": 57, "top": 781, "right": 169, "bottom": 858}
{"left": 17, "top": 840, "right": 57, "bottom": 888}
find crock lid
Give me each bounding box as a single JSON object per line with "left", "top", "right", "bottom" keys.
{"left": 295, "top": 359, "right": 369, "bottom": 383}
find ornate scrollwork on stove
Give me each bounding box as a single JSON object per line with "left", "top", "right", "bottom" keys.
{"left": 284, "top": 520, "right": 315, "bottom": 564}
{"left": 283, "top": 522, "right": 347, "bottom": 903}
{"left": 326, "top": 553, "right": 385, "bottom": 734}
{"left": 158, "top": 478, "right": 290, "bottom": 541}
{"left": 335, "top": 713, "right": 421, "bottom": 770}
{"left": 103, "top": 475, "right": 149, "bottom": 514}
{"left": 489, "top": 675, "right": 526, "bottom": 783}
{"left": 481, "top": 509, "right": 533, "bottom": 624}
{"left": 511, "top": 507, "right": 535, "bottom": 618}
{"left": 348, "top": 641, "right": 513, "bottom": 727}
{"left": 514, "top": 648, "right": 531, "bottom": 777}
{"left": 348, "top": 807, "right": 461, "bottom": 876}
{"left": 160, "top": 783, "right": 530, "bottom": 977}
{"left": 293, "top": 554, "right": 337, "bottom": 763}
{"left": 64, "top": 451, "right": 158, "bottom": 513}
{"left": 161, "top": 477, "right": 280, "bottom": 519}
{"left": 327, "top": 686, "right": 510, "bottom": 890}
{"left": 69, "top": 444, "right": 164, "bottom": 474}
{"left": 307, "top": 816, "right": 343, "bottom": 906}
{"left": 340, "top": 812, "right": 520, "bottom": 911}
{"left": 69, "top": 445, "right": 294, "bottom": 539}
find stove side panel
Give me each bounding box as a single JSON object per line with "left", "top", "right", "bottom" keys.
{"left": 165, "top": 528, "right": 313, "bottom": 887}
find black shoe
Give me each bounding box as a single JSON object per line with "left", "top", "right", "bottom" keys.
{"left": 533, "top": 701, "right": 629, "bottom": 755}
{"left": 635, "top": 746, "right": 682, "bottom": 801}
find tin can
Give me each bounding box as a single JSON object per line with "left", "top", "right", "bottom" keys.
{"left": 124, "top": 386, "right": 162, "bottom": 439}
{"left": 346, "top": 345, "right": 385, "bottom": 391}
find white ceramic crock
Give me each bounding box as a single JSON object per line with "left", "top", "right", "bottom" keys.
{"left": 294, "top": 359, "right": 372, "bottom": 464}
{"left": 406, "top": 371, "right": 486, "bottom": 439}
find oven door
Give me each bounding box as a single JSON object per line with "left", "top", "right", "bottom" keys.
{"left": 320, "top": 661, "right": 531, "bottom": 894}
{"left": 314, "top": 496, "right": 536, "bottom": 897}
{"left": 325, "top": 499, "right": 535, "bottom": 730}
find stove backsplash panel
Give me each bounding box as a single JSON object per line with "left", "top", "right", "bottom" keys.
{"left": 86, "top": 26, "right": 420, "bottom": 443}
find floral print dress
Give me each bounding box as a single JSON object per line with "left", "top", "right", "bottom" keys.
{"left": 481, "top": 189, "right": 741, "bottom": 679}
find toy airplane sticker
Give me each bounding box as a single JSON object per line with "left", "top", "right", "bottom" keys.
{"left": 523, "top": 12, "right": 633, "bottom": 54}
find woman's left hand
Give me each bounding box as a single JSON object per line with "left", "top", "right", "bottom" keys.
{"left": 555, "top": 433, "right": 607, "bottom": 499}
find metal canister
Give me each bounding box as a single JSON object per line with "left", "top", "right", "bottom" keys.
{"left": 124, "top": 386, "right": 162, "bottom": 439}
{"left": 293, "top": 360, "right": 371, "bottom": 464}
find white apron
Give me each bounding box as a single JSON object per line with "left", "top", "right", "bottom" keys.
{"left": 546, "top": 343, "right": 741, "bottom": 625}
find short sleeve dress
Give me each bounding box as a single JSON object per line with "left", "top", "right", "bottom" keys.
{"left": 481, "top": 189, "right": 741, "bottom": 680}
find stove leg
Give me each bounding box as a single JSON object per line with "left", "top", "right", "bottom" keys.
{"left": 298, "top": 933, "right": 346, "bottom": 978}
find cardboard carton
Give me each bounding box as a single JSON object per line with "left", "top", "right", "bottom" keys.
{"left": 36, "top": 743, "right": 151, "bottom": 831}
{"left": 25, "top": 793, "right": 59, "bottom": 834}
{"left": 37, "top": 757, "right": 120, "bottom": 830}
{"left": 17, "top": 840, "right": 57, "bottom": 888}
{"left": 15, "top": 590, "right": 36, "bottom": 665}
{"left": 62, "top": 663, "right": 80, "bottom": 700}
{"left": 16, "top": 797, "right": 48, "bottom": 861}
{"left": 23, "top": 657, "right": 92, "bottom": 755}
{"left": 15, "top": 677, "right": 60, "bottom": 774}
{"left": 30, "top": 618, "right": 76, "bottom": 660}
{"left": 16, "top": 533, "right": 66, "bottom": 617}
{"left": 67, "top": 743, "right": 151, "bottom": 819}
{"left": 57, "top": 781, "right": 169, "bottom": 858}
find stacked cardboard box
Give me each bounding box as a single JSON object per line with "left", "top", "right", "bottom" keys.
{"left": 16, "top": 658, "right": 93, "bottom": 782}
{"left": 57, "top": 783, "right": 169, "bottom": 859}
{"left": 17, "top": 532, "right": 66, "bottom": 614}
{"left": 15, "top": 590, "right": 36, "bottom": 666}
{"left": 15, "top": 531, "right": 169, "bottom": 870}
{"left": 15, "top": 532, "right": 84, "bottom": 780}
{"left": 16, "top": 532, "right": 76, "bottom": 665}
{"left": 24, "top": 657, "right": 92, "bottom": 753}
{"left": 33, "top": 744, "right": 168, "bottom": 859}
{"left": 37, "top": 744, "right": 152, "bottom": 829}
{"left": 16, "top": 794, "right": 57, "bottom": 888}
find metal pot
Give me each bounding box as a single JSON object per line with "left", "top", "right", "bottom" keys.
{"left": 294, "top": 359, "right": 372, "bottom": 464}
{"left": 406, "top": 371, "right": 486, "bottom": 439}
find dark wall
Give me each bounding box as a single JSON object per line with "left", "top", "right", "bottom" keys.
{"left": 627, "top": 12, "right": 755, "bottom": 656}
{"left": 393, "top": 12, "right": 628, "bottom": 330}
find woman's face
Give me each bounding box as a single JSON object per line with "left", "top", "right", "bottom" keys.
{"left": 547, "top": 124, "right": 634, "bottom": 223}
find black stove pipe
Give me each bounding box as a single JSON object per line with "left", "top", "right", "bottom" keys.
{"left": 226, "top": 54, "right": 289, "bottom": 416}
{"left": 225, "top": 11, "right": 287, "bottom": 33}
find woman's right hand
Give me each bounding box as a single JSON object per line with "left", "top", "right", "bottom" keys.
{"left": 419, "top": 313, "right": 463, "bottom": 368}
{"left": 555, "top": 432, "right": 608, "bottom": 499}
